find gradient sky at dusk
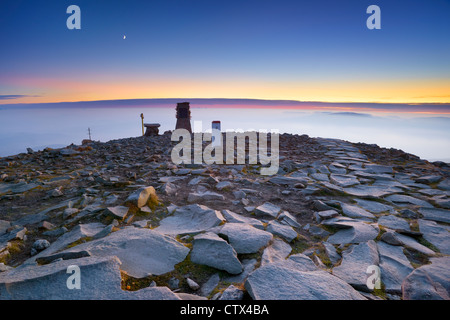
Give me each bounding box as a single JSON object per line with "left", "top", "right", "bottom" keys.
{"left": 1, "top": 0, "right": 450, "bottom": 104}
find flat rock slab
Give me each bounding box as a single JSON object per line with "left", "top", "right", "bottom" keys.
{"left": 323, "top": 242, "right": 341, "bottom": 266}
{"left": 155, "top": 204, "right": 224, "bottom": 236}
{"left": 190, "top": 232, "right": 243, "bottom": 275}
{"left": 418, "top": 207, "right": 450, "bottom": 224}
{"left": 418, "top": 219, "right": 450, "bottom": 255}
{"left": 385, "top": 194, "right": 433, "bottom": 208}
{"left": 402, "top": 256, "right": 450, "bottom": 300}
{"left": 322, "top": 217, "right": 379, "bottom": 245}
{"left": 63, "top": 227, "right": 190, "bottom": 278}
{"left": 26, "top": 223, "right": 106, "bottom": 265}
{"left": 254, "top": 202, "right": 282, "bottom": 218}
{"left": 245, "top": 259, "right": 366, "bottom": 300}
{"left": 104, "top": 206, "right": 129, "bottom": 220}
{"left": 354, "top": 199, "right": 394, "bottom": 214}
{"left": 0, "top": 182, "right": 40, "bottom": 194}
{"left": 377, "top": 241, "right": 413, "bottom": 294}
{"left": 329, "top": 174, "right": 360, "bottom": 187}
{"left": 269, "top": 176, "right": 308, "bottom": 186}
{"left": 395, "top": 233, "right": 435, "bottom": 256}
{"left": 266, "top": 221, "right": 298, "bottom": 242}
{"left": 332, "top": 240, "right": 379, "bottom": 291}
{"left": 364, "top": 164, "right": 393, "bottom": 174}
{"left": 343, "top": 185, "right": 402, "bottom": 198}
{"left": 221, "top": 210, "right": 264, "bottom": 230}
{"left": 261, "top": 238, "right": 292, "bottom": 266}
{"left": 378, "top": 215, "right": 410, "bottom": 230}
{"left": 187, "top": 191, "right": 225, "bottom": 203}
{"left": 341, "top": 203, "right": 376, "bottom": 220}
{"left": 0, "top": 256, "right": 180, "bottom": 300}
{"left": 218, "top": 223, "right": 273, "bottom": 254}
{"left": 437, "top": 179, "right": 450, "bottom": 191}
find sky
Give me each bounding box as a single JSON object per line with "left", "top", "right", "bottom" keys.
{"left": 1, "top": 0, "right": 450, "bottom": 105}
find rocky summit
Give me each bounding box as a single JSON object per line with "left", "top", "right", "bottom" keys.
{"left": 0, "top": 132, "right": 449, "bottom": 300}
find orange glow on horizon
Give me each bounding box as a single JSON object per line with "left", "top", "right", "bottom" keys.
{"left": 2, "top": 75, "right": 450, "bottom": 108}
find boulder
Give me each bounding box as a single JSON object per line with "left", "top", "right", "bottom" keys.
{"left": 125, "top": 186, "right": 158, "bottom": 208}
{"left": 190, "top": 232, "right": 243, "bottom": 275}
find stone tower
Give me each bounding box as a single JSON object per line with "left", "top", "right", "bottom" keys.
{"left": 175, "top": 102, "right": 192, "bottom": 133}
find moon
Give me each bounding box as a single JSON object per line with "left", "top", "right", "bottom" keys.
{"left": 123, "top": 35, "right": 126, "bottom": 40}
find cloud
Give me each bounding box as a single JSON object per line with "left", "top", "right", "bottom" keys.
{"left": 0, "top": 94, "right": 40, "bottom": 100}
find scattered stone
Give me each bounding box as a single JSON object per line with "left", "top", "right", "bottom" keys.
{"left": 187, "top": 191, "right": 225, "bottom": 203}
{"left": 254, "top": 202, "right": 281, "bottom": 218}
{"left": 125, "top": 186, "right": 158, "bottom": 208}
{"left": 266, "top": 220, "right": 297, "bottom": 242}
{"left": 216, "top": 181, "right": 233, "bottom": 191}
{"left": 380, "top": 231, "right": 402, "bottom": 246}
{"left": 31, "top": 239, "right": 50, "bottom": 256}
{"left": 322, "top": 242, "right": 341, "bottom": 265}
{"left": 219, "top": 223, "right": 272, "bottom": 254}
{"left": 261, "top": 238, "right": 292, "bottom": 266}
{"left": 200, "top": 273, "right": 220, "bottom": 297}
{"left": 104, "top": 206, "right": 129, "bottom": 220}
{"left": 278, "top": 211, "right": 301, "bottom": 228}
{"left": 219, "top": 285, "right": 244, "bottom": 300}
{"left": 221, "top": 209, "right": 264, "bottom": 230}
{"left": 341, "top": 203, "right": 375, "bottom": 220}
{"left": 190, "top": 232, "right": 243, "bottom": 275}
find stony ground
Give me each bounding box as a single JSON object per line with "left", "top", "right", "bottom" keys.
{"left": 0, "top": 132, "right": 449, "bottom": 300}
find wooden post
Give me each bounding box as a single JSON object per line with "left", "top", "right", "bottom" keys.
{"left": 140, "top": 113, "right": 144, "bottom": 136}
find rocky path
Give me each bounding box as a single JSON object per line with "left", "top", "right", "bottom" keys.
{"left": 0, "top": 133, "right": 449, "bottom": 300}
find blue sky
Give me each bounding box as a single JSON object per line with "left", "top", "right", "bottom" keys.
{"left": 1, "top": 0, "right": 450, "bottom": 104}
